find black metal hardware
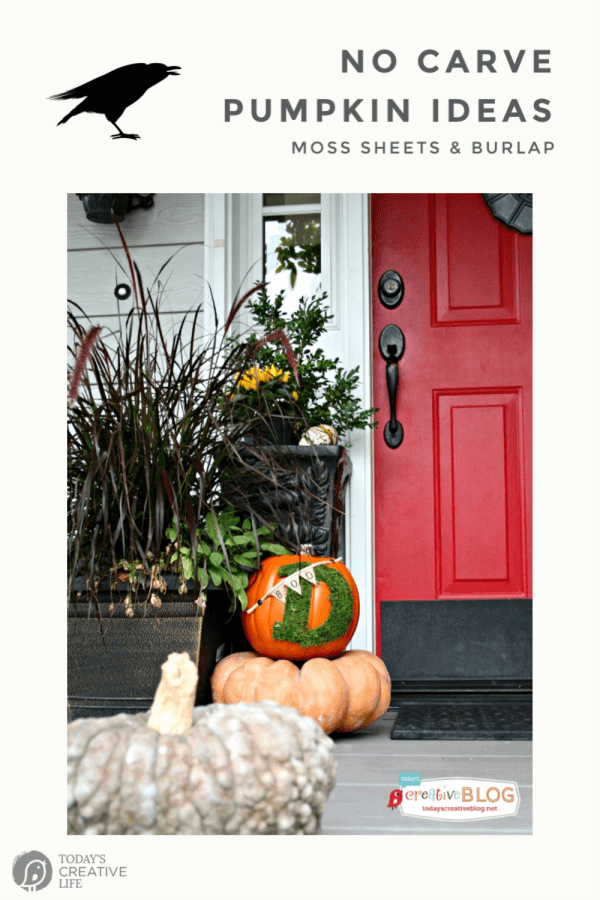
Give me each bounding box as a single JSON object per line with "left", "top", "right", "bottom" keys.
{"left": 378, "top": 270, "right": 404, "bottom": 309}
{"left": 77, "top": 193, "right": 154, "bottom": 224}
{"left": 114, "top": 283, "right": 132, "bottom": 301}
{"left": 378, "top": 324, "right": 405, "bottom": 448}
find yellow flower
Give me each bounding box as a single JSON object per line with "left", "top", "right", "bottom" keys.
{"left": 232, "top": 365, "right": 298, "bottom": 400}
{"left": 234, "top": 366, "right": 262, "bottom": 391}
{"left": 263, "top": 365, "right": 284, "bottom": 383}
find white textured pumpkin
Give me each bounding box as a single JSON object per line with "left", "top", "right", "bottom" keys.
{"left": 299, "top": 424, "right": 339, "bottom": 446}
{"left": 67, "top": 653, "right": 337, "bottom": 835}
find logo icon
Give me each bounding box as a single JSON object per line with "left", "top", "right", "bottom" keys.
{"left": 387, "top": 788, "right": 403, "bottom": 810}
{"left": 48, "top": 63, "right": 181, "bottom": 141}
{"left": 12, "top": 851, "right": 53, "bottom": 892}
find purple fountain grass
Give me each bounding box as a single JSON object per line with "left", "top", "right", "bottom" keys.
{"left": 224, "top": 283, "right": 266, "bottom": 335}
{"left": 112, "top": 213, "right": 140, "bottom": 312}
{"left": 255, "top": 329, "right": 300, "bottom": 385}
{"left": 68, "top": 325, "right": 102, "bottom": 408}
{"left": 67, "top": 224, "right": 317, "bottom": 625}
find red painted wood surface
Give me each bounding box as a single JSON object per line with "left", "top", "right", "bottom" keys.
{"left": 371, "top": 194, "right": 532, "bottom": 652}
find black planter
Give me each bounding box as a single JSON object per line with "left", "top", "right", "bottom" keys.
{"left": 248, "top": 414, "right": 298, "bottom": 446}
{"left": 225, "top": 445, "right": 352, "bottom": 559}
{"left": 67, "top": 580, "right": 243, "bottom": 721}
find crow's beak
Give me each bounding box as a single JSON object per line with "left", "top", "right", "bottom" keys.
{"left": 167, "top": 66, "right": 181, "bottom": 75}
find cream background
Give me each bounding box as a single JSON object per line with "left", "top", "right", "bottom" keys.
{"left": 4, "top": 1, "right": 599, "bottom": 898}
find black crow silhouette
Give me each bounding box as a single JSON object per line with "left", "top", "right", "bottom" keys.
{"left": 49, "top": 63, "right": 181, "bottom": 140}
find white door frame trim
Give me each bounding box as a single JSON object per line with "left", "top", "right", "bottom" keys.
{"left": 204, "top": 193, "right": 374, "bottom": 652}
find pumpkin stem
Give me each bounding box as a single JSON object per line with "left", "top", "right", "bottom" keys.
{"left": 147, "top": 652, "right": 198, "bottom": 735}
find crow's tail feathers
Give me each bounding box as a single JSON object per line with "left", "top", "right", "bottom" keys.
{"left": 57, "top": 109, "right": 75, "bottom": 126}
{"left": 56, "top": 101, "right": 87, "bottom": 126}
{"left": 49, "top": 85, "right": 88, "bottom": 125}
{"left": 48, "top": 87, "right": 85, "bottom": 101}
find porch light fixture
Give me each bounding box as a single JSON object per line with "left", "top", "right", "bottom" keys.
{"left": 76, "top": 193, "right": 155, "bottom": 224}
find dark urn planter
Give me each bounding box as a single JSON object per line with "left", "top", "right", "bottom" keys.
{"left": 253, "top": 414, "right": 297, "bottom": 446}
{"left": 67, "top": 577, "right": 245, "bottom": 721}
{"left": 227, "top": 445, "right": 352, "bottom": 559}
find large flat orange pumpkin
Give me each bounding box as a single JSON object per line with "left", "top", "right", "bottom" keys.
{"left": 211, "top": 649, "right": 391, "bottom": 734}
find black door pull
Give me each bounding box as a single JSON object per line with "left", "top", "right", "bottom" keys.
{"left": 378, "top": 324, "right": 405, "bottom": 448}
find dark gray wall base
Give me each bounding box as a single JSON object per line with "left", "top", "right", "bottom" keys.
{"left": 390, "top": 679, "right": 532, "bottom": 705}
{"left": 380, "top": 599, "right": 532, "bottom": 681}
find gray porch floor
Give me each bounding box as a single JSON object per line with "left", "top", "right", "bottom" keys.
{"left": 321, "top": 709, "right": 532, "bottom": 835}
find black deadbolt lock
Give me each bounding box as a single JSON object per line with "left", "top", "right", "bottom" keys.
{"left": 378, "top": 270, "right": 404, "bottom": 309}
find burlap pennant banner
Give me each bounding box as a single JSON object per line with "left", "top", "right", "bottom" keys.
{"left": 246, "top": 558, "right": 342, "bottom": 614}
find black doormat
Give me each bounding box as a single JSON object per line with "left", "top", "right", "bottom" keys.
{"left": 390, "top": 681, "right": 532, "bottom": 740}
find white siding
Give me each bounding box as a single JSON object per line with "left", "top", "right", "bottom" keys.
{"left": 67, "top": 193, "right": 204, "bottom": 251}
{"left": 67, "top": 194, "right": 205, "bottom": 327}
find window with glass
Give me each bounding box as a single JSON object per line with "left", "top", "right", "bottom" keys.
{"left": 262, "top": 194, "right": 321, "bottom": 315}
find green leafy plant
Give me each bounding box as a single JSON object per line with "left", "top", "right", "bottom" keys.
{"left": 239, "top": 288, "right": 378, "bottom": 442}
{"left": 165, "top": 507, "right": 286, "bottom": 610}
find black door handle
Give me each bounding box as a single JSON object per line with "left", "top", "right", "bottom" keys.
{"left": 378, "top": 324, "right": 405, "bottom": 448}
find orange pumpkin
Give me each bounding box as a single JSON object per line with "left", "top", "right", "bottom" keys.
{"left": 242, "top": 552, "right": 360, "bottom": 660}
{"left": 211, "top": 649, "right": 391, "bottom": 734}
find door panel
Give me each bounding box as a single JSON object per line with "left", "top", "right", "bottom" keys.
{"left": 434, "top": 388, "right": 527, "bottom": 597}
{"left": 372, "top": 194, "right": 532, "bottom": 663}
{"left": 432, "top": 194, "right": 520, "bottom": 324}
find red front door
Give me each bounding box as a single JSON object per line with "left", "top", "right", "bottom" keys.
{"left": 371, "top": 194, "right": 532, "bottom": 668}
